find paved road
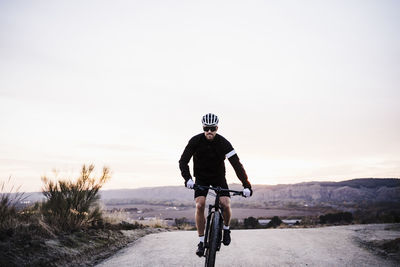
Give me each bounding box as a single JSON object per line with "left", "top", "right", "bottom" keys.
{"left": 97, "top": 224, "right": 400, "bottom": 267}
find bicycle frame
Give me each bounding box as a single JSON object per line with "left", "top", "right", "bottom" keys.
{"left": 203, "top": 187, "right": 223, "bottom": 250}
{"left": 194, "top": 185, "right": 244, "bottom": 267}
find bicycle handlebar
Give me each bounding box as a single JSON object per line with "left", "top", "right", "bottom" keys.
{"left": 193, "top": 184, "right": 245, "bottom": 197}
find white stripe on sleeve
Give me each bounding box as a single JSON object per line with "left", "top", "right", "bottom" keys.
{"left": 225, "top": 150, "right": 236, "bottom": 159}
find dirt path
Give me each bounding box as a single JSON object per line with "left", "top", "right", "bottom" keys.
{"left": 97, "top": 224, "right": 400, "bottom": 267}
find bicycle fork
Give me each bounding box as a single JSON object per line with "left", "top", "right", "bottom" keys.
{"left": 204, "top": 204, "right": 214, "bottom": 249}
{"left": 204, "top": 206, "right": 224, "bottom": 252}
{"left": 217, "top": 208, "right": 224, "bottom": 251}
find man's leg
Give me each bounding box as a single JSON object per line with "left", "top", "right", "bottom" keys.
{"left": 219, "top": 196, "right": 232, "bottom": 246}
{"left": 195, "top": 196, "right": 206, "bottom": 256}
{"left": 195, "top": 196, "right": 206, "bottom": 236}
{"left": 219, "top": 196, "right": 231, "bottom": 226}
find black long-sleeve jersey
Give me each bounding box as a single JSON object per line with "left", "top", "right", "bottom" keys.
{"left": 179, "top": 133, "right": 251, "bottom": 189}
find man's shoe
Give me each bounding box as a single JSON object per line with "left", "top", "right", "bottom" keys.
{"left": 196, "top": 242, "right": 204, "bottom": 257}
{"left": 223, "top": 229, "right": 231, "bottom": 246}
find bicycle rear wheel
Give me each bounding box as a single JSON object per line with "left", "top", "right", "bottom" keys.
{"left": 205, "top": 212, "right": 221, "bottom": 267}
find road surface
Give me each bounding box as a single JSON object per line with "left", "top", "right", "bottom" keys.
{"left": 97, "top": 224, "right": 400, "bottom": 267}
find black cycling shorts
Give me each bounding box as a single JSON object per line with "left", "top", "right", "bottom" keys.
{"left": 194, "top": 177, "right": 230, "bottom": 199}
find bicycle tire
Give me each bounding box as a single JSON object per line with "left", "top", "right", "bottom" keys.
{"left": 205, "top": 212, "right": 221, "bottom": 267}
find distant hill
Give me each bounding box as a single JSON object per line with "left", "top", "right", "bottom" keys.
{"left": 98, "top": 178, "right": 400, "bottom": 207}
{"left": 314, "top": 178, "right": 400, "bottom": 188}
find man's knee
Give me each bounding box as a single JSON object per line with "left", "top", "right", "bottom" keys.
{"left": 196, "top": 202, "right": 205, "bottom": 212}
{"left": 219, "top": 197, "right": 231, "bottom": 210}
{"left": 195, "top": 197, "right": 206, "bottom": 212}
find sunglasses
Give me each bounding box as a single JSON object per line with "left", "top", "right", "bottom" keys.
{"left": 203, "top": 126, "right": 217, "bottom": 132}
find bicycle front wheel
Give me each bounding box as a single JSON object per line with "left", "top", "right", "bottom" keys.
{"left": 205, "top": 211, "right": 221, "bottom": 267}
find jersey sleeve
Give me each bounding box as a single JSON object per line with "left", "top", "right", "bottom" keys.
{"left": 222, "top": 138, "right": 252, "bottom": 189}
{"left": 178, "top": 137, "right": 196, "bottom": 181}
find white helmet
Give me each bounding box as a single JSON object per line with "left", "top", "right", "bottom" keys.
{"left": 202, "top": 113, "right": 219, "bottom": 126}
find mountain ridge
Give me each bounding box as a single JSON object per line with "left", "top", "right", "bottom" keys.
{"left": 99, "top": 178, "right": 400, "bottom": 205}
{"left": 23, "top": 178, "right": 400, "bottom": 205}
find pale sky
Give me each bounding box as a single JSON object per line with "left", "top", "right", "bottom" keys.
{"left": 1, "top": 0, "right": 399, "bottom": 192}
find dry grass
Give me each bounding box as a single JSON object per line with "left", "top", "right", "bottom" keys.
{"left": 0, "top": 177, "right": 27, "bottom": 233}
{"left": 103, "top": 210, "right": 169, "bottom": 228}
{"left": 136, "top": 218, "right": 169, "bottom": 228}
{"left": 103, "top": 209, "right": 134, "bottom": 224}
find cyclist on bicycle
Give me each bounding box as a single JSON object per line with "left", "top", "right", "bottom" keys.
{"left": 179, "top": 113, "right": 253, "bottom": 257}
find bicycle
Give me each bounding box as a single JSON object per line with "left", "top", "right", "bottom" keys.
{"left": 193, "top": 184, "right": 245, "bottom": 267}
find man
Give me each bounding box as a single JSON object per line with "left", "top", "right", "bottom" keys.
{"left": 179, "top": 113, "right": 252, "bottom": 257}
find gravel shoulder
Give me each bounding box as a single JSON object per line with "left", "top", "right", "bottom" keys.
{"left": 97, "top": 224, "right": 400, "bottom": 267}
{"left": 0, "top": 227, "right": 165, "bottom": 266}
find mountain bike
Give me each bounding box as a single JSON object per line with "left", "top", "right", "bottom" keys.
{"left": 193, "top": 184, "right": 244, "bottom": 267}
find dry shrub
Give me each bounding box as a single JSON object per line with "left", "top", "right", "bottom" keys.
{"left": 41, "top": 165, "right": 110, "bottom": 232}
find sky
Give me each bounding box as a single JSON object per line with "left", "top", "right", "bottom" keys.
{"left": 0, "top": 0, "right": 399, "bottom": 192}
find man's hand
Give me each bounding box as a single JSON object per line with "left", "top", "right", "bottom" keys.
{"left": 185, "top": 179, "right": 195, "bottom": 189}
{"left": 243, "top": 188, "right": 252, "bottom": 197}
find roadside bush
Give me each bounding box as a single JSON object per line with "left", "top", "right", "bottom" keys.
{"left": 174, "top": 217, "right": 188, "bottom": 227}
{"left": 319, "top": 212, "right": 353, "bottom": 224}
{"left": 230, "top": 218, "right": 241, "bottom": 229}
{"left": 267, "top": 216, "right": 282, "bottom": 228}
{"left": 174, "top": 217, "right": 194, "bottom": 229}
{"left": 41, "top": 165, "right": 110, "bottom": 232}
{"left": 354, "top": 208, "right": 400, "bottom": 224}
{"left": 379, "top": 210, "right": 400, "bottom": 223}
{"left": 243, "top": 216, "right": 259, "bottom": 229}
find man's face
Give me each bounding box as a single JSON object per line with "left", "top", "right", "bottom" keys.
{"left": 203, "top": 126, "right": 218, "bottom": 140}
